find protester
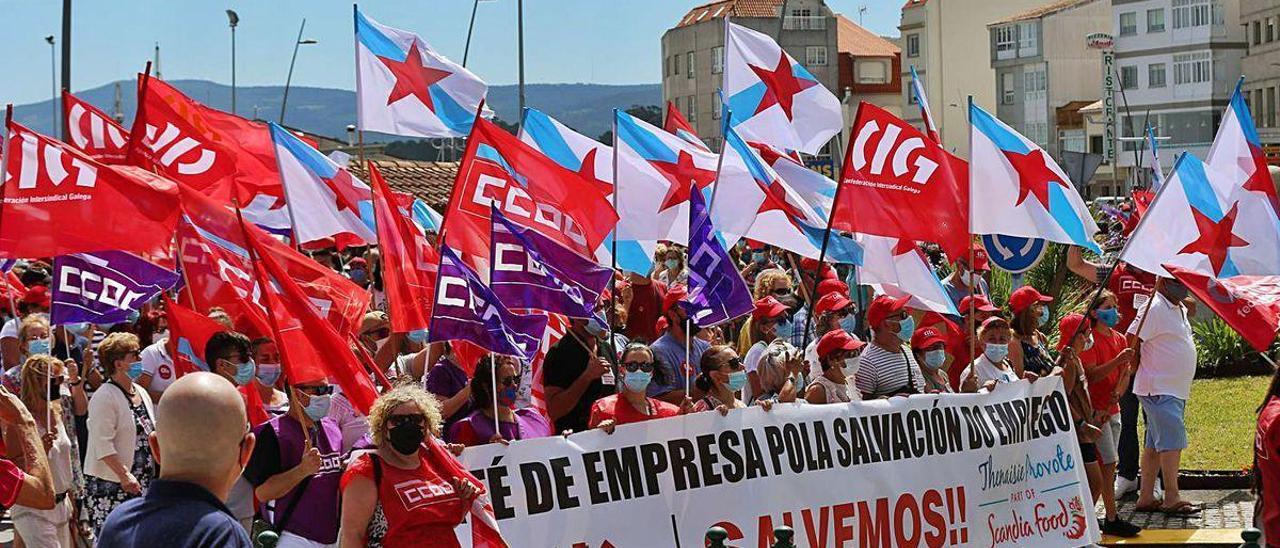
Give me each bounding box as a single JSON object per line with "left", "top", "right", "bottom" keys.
{"left": 622, "top": 272, "right": 666, "bottom": 343}
{"left": 544, "top": 314, "right": 616, "bottom": 434}
{"left": 422, "top": 343, "right": 474, "bottom": 434}
{"left": 339, "top": 386, "right": 480, "bottom": 546}
{"left": 12, "top": 355, "right": 75, "bottom": 547}
{"left": 940, "top": 246, "right": 990, "bottom": 311}
{"left": 854, "top": 295, "right": 923, "bottom": 398}
{"left": 250, "top": 337, "right": 289, "bottom": 414}
{"left": 1007, "top": 286, "right": 1055, "bottom": 378}
{"left": 447, "top": 355, "right": 551, "bottom": 446}
{"left": 738, "top": 245, "right": 778, "bottom": 287}
{"left": 16, "top": 315, "right": 51, "bottom": 368}
{"left": 910, "top": 326, "right": 953, "bottom": 393}
{"left": 656, "top": 246, "right": 688, "bottom": 287}
{"left": 1254, "top": 365, "right": 1280, "bottom": 546}
{"left": 790, "top": 260, "right": 838, "bottom": 348}
{"left": 244, "top": 375, "right": 346, "bottom": 546}
{"left": 736, "top": 268, "right": 792, "bottom": 356}
{"left": 648, "top": 284, "right": 710, "bottom": 404}
{"left": 805, "top": 330, "right": 863, "bottom": 404}
{"left": 83, "top": 332, "right": 156, "bottom": 537}
{"left": 959, "top": 317, "right": 1019, "bottom": 392}
{"left": 2, "top": 286, "right": 51, "bottom": 369}
{"left": 742, "top": 297, "right": 802, "bottom": 404}
{"left": 803, "top": 282, "right": 854, "bottom": 376}
{"left": 589, "top": 343, "right": 683, "bottom": 432}
{"left": 96, "top": 373, "right": 254, "bottom": 547}
{"left": 945, "top": 295, "right": 999, "bottom": 389}
{"left": 1129, "top": 279, "right": 1199, "bottom": 515}
{"left": 691, "top": 345, "right": 747, "bottom": 413}
{"left": 136, "top": 333, "right": 175, "bottom": 404}
{"left": 202, "top": 331, "right": 259, "bottom": 533}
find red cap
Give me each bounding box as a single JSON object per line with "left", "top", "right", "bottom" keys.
{"left": 971, "top": 247, "right": 991, "bottom": 272}
{"left": 866, "top": 294, "right": 911, "bottom": 327}
{"left": 816, "top": 278, "right": 849, "bottom": 297}
{"left": 751, "top": 296, "right": 789, "bottom": 321}
{"left": 958, "top": 295, "right": 999, "bottom": 314}
{"left": 21, "top": 286, "right": 50, "bottom": 308}
{"left": 800, "top": 258, "right": 838, "bottom": 280}
{"left": 911, "top": 326, "right": 947, "bottom": 350}
{"left": 1056, "top": 313, "right": 1089, "bottom": 351}
{"left": 980, "top": 316, "right": 1011, "bottom": 331}
{"left": 1008, "top": 286, "right": 1053, "bottom": 314}
{"left": 662, "top": 284, "right": 688, "bottom": 314}
{"left": 347, "top": 257, "right": 368, "bottom": 267}
{"left": 815, "top": 292, "right": 853, "bottom": 316}
{"left": 817, "top": 330, "right": 865, "bottom": 360}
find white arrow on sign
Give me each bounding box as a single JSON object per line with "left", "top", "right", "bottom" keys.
{"left": 991, "top": 236, "right": 1038, "bottom": 261}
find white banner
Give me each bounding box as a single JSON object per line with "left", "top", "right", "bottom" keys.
{"left": 458, "top": 378, "right": 1100, "bottom": 547}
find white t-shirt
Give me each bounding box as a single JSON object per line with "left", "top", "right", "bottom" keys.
{"left": 139, "top": 340, "right": 176, "bottom": 394}
{"left": 0, "top": 318, "right": 17, "bottom": 340}
{"left": 960, "top": 354, "right": 1019, "bottom": 387}
{"left": 742, "top": 341, "right": 767, "bottom": 404}
{"left": 1128, "top": 292, "right": 1196, "bottom": 400}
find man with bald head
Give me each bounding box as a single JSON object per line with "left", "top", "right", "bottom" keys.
{"left": 97, "top": 372, "right": 255, "bottom": 547}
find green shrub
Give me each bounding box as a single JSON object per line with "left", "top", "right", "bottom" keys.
{"left": 1192, "top": 317, "right": 1279, "bottom": 372}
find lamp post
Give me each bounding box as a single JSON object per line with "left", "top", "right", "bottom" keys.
{"left": 280, "top": 18, "right": 317, "bottom": 125}
{"left": 60, "top": 0, "right": 70, "bottom": 139}
{"left": 226, "top": 9, "right": 239, "bottom": 115}
{"left": 517, "top": 0, "right": 525, "bottom": 123}
{"left": 45, "top": 35, "right": 57, "bottom": 134}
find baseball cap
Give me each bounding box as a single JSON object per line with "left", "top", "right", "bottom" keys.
{"left": 662, "top": 284, "right": 688, "bottom": 314}
{"left": 910, "top": 326, "right": 947, "bottom": 350}
{"left": 1008, "top": 286, "right": 1053, "bottom": 314}
{"left": 815, "top": 292, "right": 854, "bottom": 316}
{"left": 1056, "top": 313, "right": 1089, "bottom": 351}
{"left": 980, "top": 316, "right": 1011, "bottom": 332}
{"left": 817, "top": 330, "right": 865, "bottom": 360}
{"left": 799, "top": 258, "right": 838, "bottom": 281}
{"left": 360, "top": 311, "right": 389, "bottom": 334}
{"left": 958, "top": 295, "right": 999, "bottom": 314}
{"left": 866, "top": 294, "right": 911, "bottom": 327}
{"left": 955, "top": 245, "right": 990, "bottom": 272}
{"left": 21, "top": 286, "right": 50, "bottom": 308}
{"left": 751, "top": 296, "right": 789, "bottom": 321}
{"left": 816, "top": 279, "right": 849, "bottom": 298}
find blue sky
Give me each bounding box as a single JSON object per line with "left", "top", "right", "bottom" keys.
{"left": 1, "top": 0, "right": 900, "bottom": 106}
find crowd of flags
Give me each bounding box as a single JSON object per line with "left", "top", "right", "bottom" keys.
{"left": 4, "top": 6, "right": 1280, "bottom": 542}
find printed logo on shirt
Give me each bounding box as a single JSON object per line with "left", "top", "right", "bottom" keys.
{"left": 393, "top": 478, "right": 457, "bottom": 510}
{"left": 318, "top": 452, "right": 344, "bottom": 475}
{"left": 157, "top": 364, "right": 172, "bottom": 380}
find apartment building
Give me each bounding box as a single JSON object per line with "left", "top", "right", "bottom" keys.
{"left": 1241, "top": 0, "right": 1280, "bottom": 157}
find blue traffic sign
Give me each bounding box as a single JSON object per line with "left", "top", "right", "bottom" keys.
{"left": 981, "top": 234, "right": 1047, "bottom": 274}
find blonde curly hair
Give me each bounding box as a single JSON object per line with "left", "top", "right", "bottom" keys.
{"left": 20, "top": 355, "right": 63, "bottom": 425}
{"left": 367, "top": 385, "right": 443, "bottom": 446}
{"left": 18, "top": 315, "right": 49, "bottom": 348}
{"left": 753, "top": 269, "right": 792, "bottom": 299}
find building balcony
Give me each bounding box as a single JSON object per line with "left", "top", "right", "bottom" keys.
{"left": 783, "top": 16, "right": 827, "bottom": 31}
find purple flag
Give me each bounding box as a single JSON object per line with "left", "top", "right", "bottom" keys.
{"left": 489, "top": 206, "right": 612, "bottom": 319}
{"left": 428, "top": 245, "right": 547, "bottom": 361}
{"left": 681, "top": 189, "right": 753, "bottom": 327}
{"left": 51, "top": 250, "right": 181, "bottom": 325}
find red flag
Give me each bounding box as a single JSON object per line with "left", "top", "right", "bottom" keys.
{"left": 241, "top": 216, "right": 378, "bottom": 414}
{"left": 368, "top": 162, "right": 437, "bottom": 332}
{"left": 1165, "top": 264, "right": 1280, "bottom": 352}
{"left": 835, "top": 102, "right": 969, "bottom": 259}
{"left": 423, "top": 436, "right": 508, "bottom": 548}
{"left": 240, "top": 384, "right": 270, "bottom": 428}
{"left": 62, "top": 91, "right": 129, "bottom": 163}
{"left": 663, "top": 100, "right": 709, "bottom": 151}
{"left": 1124, "top": 189, "right": 1155, "bottom": 236}
{"left": 444, "top": 116, "right": 616, "bottom": 268}
{"left": 163, "top": 294, "right": 228, "bottom": 376}
{"left": 1, "top": 119, "right": 180, "bottom": 259}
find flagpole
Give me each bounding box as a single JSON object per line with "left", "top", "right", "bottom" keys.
{"left": 491, "top": 358, "right": 501, "bottom": 438}
{"left": 606, "top": 109, "right": 619, "bottom": 369}
{"left": 684, "top": 318, "right": 691, "bottom": 396}
{"left": 797, "top": 111, "right": 856, "bottom": 353}
{"left": 175, "top": 230, "right": 199, "bottom": 310}
{"left": 965, "top": 96, "right": 977, "bottom": 388}
{"left": 0, "top": 104, "right": 13, "bottom": 259}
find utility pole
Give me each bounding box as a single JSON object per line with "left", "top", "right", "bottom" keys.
{"left": 517, "top": 0, "right": 525, "bottom": 124}
{"left": 154, "top": 42, "right": 162, "bottom": 80}
{"left": 227, "top": 10, "right": 239, "bottom": 115}
{"left": 46, "top": 36, "right": 57, "bottom": 135}
{"left": 59, "top": 0, "right": 71, "bottom": 140}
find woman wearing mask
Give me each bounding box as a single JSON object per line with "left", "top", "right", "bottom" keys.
{"left": 339, "top": 386, "right": 481, "bottom": 547}
{"left": 743, "top": 297, "right": 804, "bottom": 404}
{"left": 657, "top": 247, "right": 688, "bottom": 287}
{"left": 423, "top": 343, "right": 473, "bottom": 435}
{"left": 805, "top": 330, "right": 864, "bottom": 404}
{"left": 1007, "top": 286, "right": 1056, "bottom": 378}
{"left": 17, "top": 316, "right": 51, "bottom": 364}
{"left": 959, "top": 317, "right": 1019, "bottom": 392}
{"left": 910, "top": 327, "right": 954, "bottom": 393}
{"left": 736, "top": 269, "right": 793, "bottom": 356}
{"left": 250, "top": 338, "right": 289, "bottom": 414}
{"left": 1079, "top": 291, "right": 1140, "bottom": 537}
{"left": 692, "top": 346, "right": 748, "bottom": 413}
{"left": 83, "top": 333, "right": 155, "bottom": 537}
{"left": 447, "top": 355, "right": 551, "bottom": 446}
{"left": 589, "top": 343, "right": 684, "bottom": 433}
{"left": 12, "top": 355, "right": 76, "bottom": 547}
{"left": 805, "top": 291, "right": 857, "bottom": 379}
{"left": 244, "top": 376, "right": 346, "bottom": 547}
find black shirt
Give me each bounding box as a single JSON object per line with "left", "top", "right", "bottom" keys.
{"left": 543, "top": 334, "right": 615, "bottom": 433}
{"left": 97, "top": 479, "right": 253, "bottom": 548}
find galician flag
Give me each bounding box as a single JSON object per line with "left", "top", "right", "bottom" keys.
{"left": 269, "top": 123, "right": 376, "bottom": 247}
{"left": 355, "top": 7, "right": 487, "bottom": 138}
{"left": 613, "top": 109, "right": 719, "bottom": 245}
{"left": 856, "top": 235, "right": 958, "bottom": 316}
{"left": 909, "top": 65, "right": 940, "bottom": 143}
{"left": 723, "top": 20, "right": 842, "bottom": 155}
{"left": 969, "top": 102, "right": 1100, "bottom": 253}
{"left": 1145, "top": 123, "right": 1165, "bottom": 191}
{"left": 1205, "top": 78, "right": 1280, "bottom": 216}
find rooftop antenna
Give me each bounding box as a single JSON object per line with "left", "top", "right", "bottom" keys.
{"left": 858, "top": 5, "right": 867, "bottom": 26}
{"left": 154, "top": 42, "right": 162, "bottom": 80}
{"left": 112, "top": 81, "right": 124, "bottom": 123}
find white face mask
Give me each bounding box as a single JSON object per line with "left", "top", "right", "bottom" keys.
{"left": 842, "top": 356, "right": 861, "bottom": 378}
{"left": 957, "top": 270, "right": 972, "bottom": 285}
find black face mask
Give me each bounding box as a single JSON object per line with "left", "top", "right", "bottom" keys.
{"left": 388, "top": 422, "right": 426, "bottom": 455}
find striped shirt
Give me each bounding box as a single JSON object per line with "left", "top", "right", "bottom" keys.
{"left": 854, "top": 342, "right": 924, "bottom": 398}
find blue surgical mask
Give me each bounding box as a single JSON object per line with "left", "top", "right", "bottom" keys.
{"left": 839, "top": 314, "right": 857, "bottom": 333}
{"left": 984, "top": 343, "right": 1009, "bottom": 363}
{"left": 232, "top": 359, "right": 256, "bottom": 387}
{"left": 126, "top": 360, "right": 145, "bottom": 380}
{"left": 623, "top": 370, "right": 652, "bottom": 393}
{"left": 1037, "top": 307, "right": 1050, "bottom": 327}
{"left": 304, "top": 394, "right": 332, "bottom": 420}
{"left": 774, "top": 318, "right": 794, "bottom": 341}
{"left": 256, "top": 363, "right": 282, "bottom": 387}
{"left": 1097, "top": 308, "right": 1120, "bottom": 327}
{"left": 497, "top": 386, "right": 518, "bottom": 407}
{"left": 726, "top": 370, "right": 747, "bottom": 391}
{"left": 664, "top": 259, "right": 680, "bottom": 270}
{"left": 896, "top": 316, "right": 916, "bottom": 342}
{"left": 26, "top": 339, "right": 50, "bottom": 355}
{"left": 753, "top": 251, "right": 766, "bottom": 264}
{"left": 585, "top": 316, "right": 608, "bottom": 338}
{"left": 924, "top": 349, "right": 947, "bottom": 370}
{"left": 407, "top": 329, "right": 429, "bottom": 343}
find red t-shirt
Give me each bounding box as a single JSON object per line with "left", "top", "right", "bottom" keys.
{"left": 0, "top": 459, "right": 23, "bottom": 508}
{"left": 587, "top": 394, "right": 680, "bottom": 429}
{"left": 1256, "top": 396, "right": 1280, "bottom": 545}
{"left": 341, "top": 451, "right": 467, "bottom": 548}
{"left": 1081, "top": 326, "right": 1127, "bottom": 415}
{"left": 1106, "top": 265, "right": 1156, "bottom": 332}
{"left": 624, "top": 280, "right": 667, "bottom": 343}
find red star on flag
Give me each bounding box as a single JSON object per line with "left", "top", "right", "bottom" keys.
{"left": 754, "top": 180, "right": 806, "bottom": 231}
{"left": 575, "top": 148, "right": 612, "bottom": 197}
{"left": 377, "top": 42, "right": 452, "bottom": 110}
{"left": 320, "top": 170, "right": 370, "bottom": 216}
{"left": 1178, "top": 203, "right": 1249, "bottom": 275}
{"left": 1243, "top": 145, "right": 1280, "bottom": 213}
{"left": 1002, "top": 149, "right": 1068, "bottom": 210}
{"left": 892, "top": 238, "right": 923, "bottom": 258}
{"left": 749, "top": 52, "right": 819, "bottom": 121}
{"left": 653, "top": 150, "right": 717, "bottom": 212}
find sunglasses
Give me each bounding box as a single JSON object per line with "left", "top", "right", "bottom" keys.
{"left": 498, "top": 375, "right": 521, "bottom": 387}
{"left": 295, "top": 385, "right": 335, "bottom": 396}
{"left": 364, "top": 328, "right": 391, "bottom": 340}
{"left": 721, "top": 357, "right": 744, "bottom": 370}
{"left": 388, "top": 414, "right": 425, "bottom": 428}
{"left": 771, "top": 288, "right": 792, "bottom": 297}
{"left": 621, "top": 361, "right": 655, "bottom": 373}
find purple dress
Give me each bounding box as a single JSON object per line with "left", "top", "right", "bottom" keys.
{"left": 445, "top": 408, "right": 552, "bottom": 446}
{"left": 424, "top": 358, "right": 473, "bottom": 432}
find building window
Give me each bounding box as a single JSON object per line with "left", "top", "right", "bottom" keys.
{"left": 1147, "top": 9, "right": 1165, "bottom": 32}
{"left": 712, "top": 93, "right": 721, "bottom": 120}
{"left": 1017, "top": 22, "right": 1038, "bottom": 54}
{"left": 1119, "top": 12, "right": 1138, "bottom": 36}
{"left": 1255, "top": 21, "right": 1264, "bottom": 45}
{"left": 856, "top": 60, "right": 888, "bottom": 84}
{"left": 687, "top": 52, "right": 695, "bottom": 78}
{"left": 711, "top": 46, "right": 724, "bottom": 74}
{"left": 805, "top": 46, "right": 828, "bottom": 67}
{"left": 1172, "top": 0, "right": 1220, "bottom": 29}
{"left": 1148, "top": 63, "right": 1167, "bottom": 88}
{"left": 1002, "top": 73, "right": 1015, "bottom": 105}
{"left": 906, "top": 34, "right": 920, "bottom": 58}
{"left": 1269, "top": 87, "right": 1277, "bottom": 128}
{"left": 1023, "top": 67, "right": 1046, "bottom": 101}
{"left": 995, "top": 25, "right": 1016, "bottom": 55}
{"left": 674, "top": 54, "right": 681, "bottom": 77}
{"left": 1269, "top": 17, "right": 1276, "bottom": 42}
{"left": 1173, "top": 51, "right": 1211, "bottom": 85}
{"left": 1120, "top": 65, "right": 1138, "bottom": 89}
{"left": 687, "top": 96, "right": 697, "bottom": 123}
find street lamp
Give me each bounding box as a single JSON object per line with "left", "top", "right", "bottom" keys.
{"left": 226, "top": 9, "right": 239, "bottom": 115}
{"left": 462, "top": 0, "right": 497, "bottom": 67}
{"left": 280, "top": 17, "right": 318, "bottom": 125}
{"left": 45, "top": 35, "right": 57, "bottom": 133}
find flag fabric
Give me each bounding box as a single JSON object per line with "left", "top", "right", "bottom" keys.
{"left": 1145, "top": 124, "right": 1165, "bottom": 191}
{"left": 1121, "top": 153, "right": 1280, "bottom": 278}
{"left": 968, "top": 102, "right": 1100, "bottom": 253}
{"left": 50, "top": 251, "right": 180, "bottom": 325}
{"left": 411, "top": 199, "right": 444, "bottom": 233}
{"left": 62, "top": 91, "right": 129, "bottom": 163}
{"left": 908, "top": 65, "right": 940, "bottom": 143}
{"left": 1206, "top": 78, "right": 1280, "bottom": 216}
{"left": 524, "top": 313, "right": 569, "bottom": 418}
{"left": 489, "top": 206, "right": 612, "bottom": 320}
{"left": 241, "top": 215, "right": 379, "bottom": 414}
{"left": 427, "top": 245, "right": 547, "bottom": 362}
{"left": 354, "top": 7, "right": 487, "bottom": 138}
{"left": 163, "top": 294, "right": 226, "bottom": 376}
{"left": 444, "top": 116, "right": 616, "bottom": 271}
{"left": 1165, "top": 264, "right": 1280, "bottom": 352}
{"left": 269, "top": 123, "right": 376, "bottom": 247}
{"left": 2, "top": 120, "right": 181, "bottom": 259}
{"left": 424, "top": 435, "right": 508, "bottom": 547}
{"left": 856, "top": 235, "right": 958, "bottom": 316}
{"left": 746, "top": 142, "right": 864, "bottom": 265}
{"left": 663, "top": 101, "right": 710, "bottom": 152}
{"left": 680, "top": 188, "right": 752, "bottom": 327}
{"left": 368, "top": 162, "right": 438, "bottom": 332}
{"left": 722, "top": 21, "right": 842, "bottom": 155}
{"left": 836, "top": 101, "right": 969, "bottom": 258}
{"left": 126, "top": 75, "right": 291, "bottom": 235}
{"left": 613, "top": 109, "right": 719, "bottom": 245}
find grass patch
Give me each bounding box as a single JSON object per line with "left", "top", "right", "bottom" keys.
{"left": 1176, "top": 375, "right": 1270, "bottom": 470}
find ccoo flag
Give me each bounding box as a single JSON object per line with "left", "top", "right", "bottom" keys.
{"left": 50, "top": 251, "right": 180, "bottom": 325}
{"left": 489, "top": 206, "right": 612, "bottom": 320}
{"left": 428, "top": 245, "right": 548, "bottom": 362}
{"left": 355, "top": 7, "right": 487, "bottom": 138}
{"left": 680, "top": 188, "right": 752, "bottom": 327}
